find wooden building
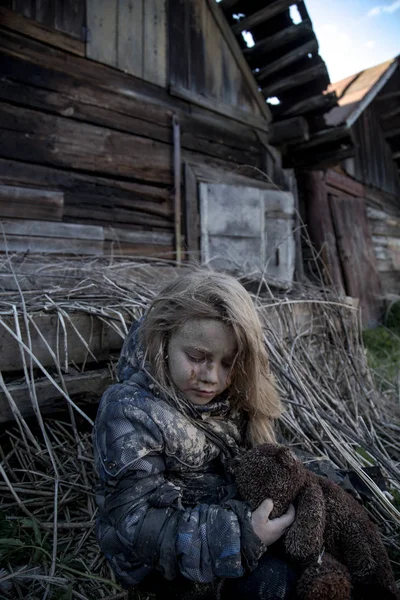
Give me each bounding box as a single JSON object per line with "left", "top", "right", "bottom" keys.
{"left": 299, "top": 58, "right": 400, "bottom": 326}
{"left": 0, "top": 0, "right": 353, "bottom": 285}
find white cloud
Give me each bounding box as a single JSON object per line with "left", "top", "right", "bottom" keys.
{"left": 365, "top": 40, "right": 376, "bottom": 48}
{"left": 367, "top": 0, "right": 400, "bottom": 17}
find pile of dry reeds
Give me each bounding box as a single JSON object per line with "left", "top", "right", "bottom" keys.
{"left": 0, "top": 254, "right": 399, "bottom": 599}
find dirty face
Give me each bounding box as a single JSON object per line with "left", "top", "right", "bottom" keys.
{"left": 167, "top": 318, "right": 237, "bottom": 405}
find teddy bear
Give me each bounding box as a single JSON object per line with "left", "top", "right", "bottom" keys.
{"left": 229, "top": 443, "right": 399, "bottom": 600}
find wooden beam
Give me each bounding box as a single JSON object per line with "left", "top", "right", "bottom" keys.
{"left": 232, "top": 0, "right": 298, "bottom": 34}
{"left": 0, "top": 185, "right": 64, "bottom": 221}
{"left": 292, "top": 125, "right": 351, "bottom": 151}
{"left": 243, "top": 20, "right": 313, "bottom": 58}
{"left": 256, "top": 39, "right": 319, "bottom": 83}
{"left": 0, "top": 6, "right": 84, "bottom": 56}
{"left": 170, "top": 84, "right": 269, "bottom": 132}
{"left": 219, "top": 0, "right": 242, "bottom": 10}
{"left": 0, "top": 369, "right": 112, "bottom": 423}
{"left": 276, "top": 92, "right": 337, "bottom": 118}
{"left": 262, "top": 62, "right": 327, "bottom": 96}
{"left": 393, "top": 151, "right": 400, "bottom": 160}
{"left": 291, "top": 146, "right": 355, "bottom": 169}
{"left": 205, "top": 0, "right": 272, "bottom": 123}
{"left": 269, "top": 116, "right": 309, "bottom": 146}
{"left": 184, "top": 163, "right": 200, "bottom": 262}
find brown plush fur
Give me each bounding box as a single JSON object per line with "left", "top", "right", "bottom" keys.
{"left": 230, "top": 443, "right": 399, "bottom": 600}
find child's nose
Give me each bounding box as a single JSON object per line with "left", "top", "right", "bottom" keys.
{"left": 199, "top": 361, "right": 219, "bottom": 384}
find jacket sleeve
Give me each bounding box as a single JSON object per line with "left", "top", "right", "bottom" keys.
{"left": 94, "top": 384, "right": 265, "bottom": 584}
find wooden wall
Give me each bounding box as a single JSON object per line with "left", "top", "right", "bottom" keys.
{"left": 366, "top": 188, "right": 400, "bottom": 297}
{"left": 351, "top": 103, "right": 400, "bottom": 198}
{"left": 0, "top": 7, "right": 277, "bottom": 258}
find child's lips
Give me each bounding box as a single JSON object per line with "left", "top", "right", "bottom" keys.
{"left": 192, "top": 389, "right": 215, "bottom": 397}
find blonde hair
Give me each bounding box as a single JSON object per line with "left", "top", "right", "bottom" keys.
{"left": 140, "top": 269, "right": 282, "bottom": 447}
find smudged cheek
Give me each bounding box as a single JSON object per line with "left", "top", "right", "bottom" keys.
{"left": 189, "top": 369, "right": 196, "bottom": 382}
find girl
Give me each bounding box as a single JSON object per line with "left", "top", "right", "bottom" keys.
{"left": 93, "top": 269, "right": 296, "bottom": 599}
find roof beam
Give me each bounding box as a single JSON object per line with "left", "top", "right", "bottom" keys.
{"left": 256, "top": 39, "right": 319, "bottom": 83}
{"left": 276, "top": 91, "right": 338, "bottom": 118}
{"left": 243, "top": 19, "right": 313, "bottom": 58}
{"left": 232, "top": 0, "right": 298, "bottom": 34}
{"left": 262, "top": 62, "right": 327, "bottom": 96}
{"left": 269, "top": 116, "right": 309, "bottom": 146}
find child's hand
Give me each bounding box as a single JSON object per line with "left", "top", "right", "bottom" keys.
{"left": 251, "top": 499, "right": 295, "bottom": 546}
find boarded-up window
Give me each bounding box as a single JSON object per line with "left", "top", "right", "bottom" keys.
{"left": 199, "top": 183, "right": 295, "bottom": 282}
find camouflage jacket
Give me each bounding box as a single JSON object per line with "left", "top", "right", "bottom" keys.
{"left": 93, "top": 320, "right": 265, "bottom": 588}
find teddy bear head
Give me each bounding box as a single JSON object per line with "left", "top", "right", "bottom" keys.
{"left": 230, "top": 443, "right": 308, "bottom": 517}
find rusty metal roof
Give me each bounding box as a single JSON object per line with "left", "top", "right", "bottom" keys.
{"left": 325, "top": 58, "right": 398, "bottom": 127}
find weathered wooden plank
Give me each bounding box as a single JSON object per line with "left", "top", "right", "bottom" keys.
{"left": 269, "top": 116, "right": 309, "bottom": 146}
{"left": 301, "top": 171, "right": 345, "bottom": 293}
{"left": 170, "top": 84, "right": 269, "bottom": 132}
{"left": 104, "top": 228, "right": 173, "bottom": 245}
{"left": 0, "top": 312, "right": 123, "bottom": 372}
{"left": 326, "top": 169, "right": 364, "bottom": 197}
{"left": 0, "top": 102, "right": 172, "bottom": 184}
{"left": 243, "top": 20, "right": 313, "bottom": 60}
{"left": 256, "top": 39, "right": 319, "bottom": 83}
{"left": 0, "top": 219, "right": 103, "bottom": 240}
{"left": 0, "top": 369, "right": 113, "bottom": 423}
{"left": 117, "top": 0, "right": 143, "bottom": 77}
{"left": 54, "top": 0, "right": 85, "bottom": 39}
{"left": 0, "top": 6, "right": 84, "bottom": 55}
{"left": 168, "top": 0, "right": 190, "bottom": 89}
{"left": 0, "top": 220, "right": 104, "bottom": 255}
{"left": 35, "top": 0, "right": 55, "bottom": 28}
{"left": 86, "top": 0, "right": 117, "bottom": 66}
{"left": 262, "top": 62, "right": 327, "bottom": 97}
{"left": 103, "top": 241, "right": 175, "bottom": 258}
{"left": 205, "top": 0, "right": 271, "bottom": 122}
{"left": 184, "top": 163, "right": 200, "bottom": 262}
{"left": 276, "top": 92, "right": 337, "bottom": 118}
{"left": 329, "top": 195, "right": 382, "bottom": 326}
{"left": 0, "top": 185, "right": 64, "bottom": 221}
{"left": 0, "top": 158, "right": 173, "bottom": 216}
{"left": 232, "top": 0, "right": 297, "bottom": 34}
{"left": 0, "top": 65, "right": 261, "bottom": 166}
{"left": 143, "top": 0, "right": 167, "bottom": 87}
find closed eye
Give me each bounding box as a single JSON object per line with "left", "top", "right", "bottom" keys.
{"left": 186, "top": 353, "right": 206, "bottom": 363}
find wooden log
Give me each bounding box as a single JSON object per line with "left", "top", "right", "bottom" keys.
{"left": 275, "top": 92, "right": 337, "bottom": 118}
{"left": 0, "top": 312, "right": 124, "bottom": 373}
{"left": 0, "top": 185, "right": 64, "bottom": 221}
{"left": 0, "top": 6, "right": 84, "bottom": 56}
{"left": 256, "top": 39, "right": 319, "bottom": 83}
{"left": 0, "top": 369, "right": 113, "bottom": 423}
{"left": 268, "top": 116, "right": 309, "bottom": 146}
{"left": 0, "top": 158, "right": 173, "bottom": 221}
{"left": 0, "top": 102, "right": 172, "bottom": 185}
{"left": 292, "top": 126, "right": 351, "bottom": 151}
{"left": 291, "top": 146, "right": 355, "bottom": 170}
{"left": 170, "top": 84, "right": 269, "bottom": 132}
{"left": 0, "top": 220, "right": 104, "bottom": 255}
{"left": 244, "top": 20, "right": 313, "bottom": 60}
{"left": 262, "top": 62, "right": 328, "bottom": 96}
{"left": 232, "top": 0, "right": 297, "bottom": 34}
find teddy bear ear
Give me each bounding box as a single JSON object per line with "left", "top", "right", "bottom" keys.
{"left": 277, "top": 445, "right": 296, "bottom": 465}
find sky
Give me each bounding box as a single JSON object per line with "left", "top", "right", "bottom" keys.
{"left": 304, "top": 0, "right": 400, "bottom": 83}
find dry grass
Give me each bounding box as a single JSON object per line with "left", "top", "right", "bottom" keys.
{"left": 0, "top": 253, "right": 399, "bottom": 599}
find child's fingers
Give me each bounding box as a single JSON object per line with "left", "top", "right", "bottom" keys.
{"left": 256, "top": 498, "right": 274, "bottom": 521}
{"left": 274, "top": 504, "right": 296, "bottom": 528}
